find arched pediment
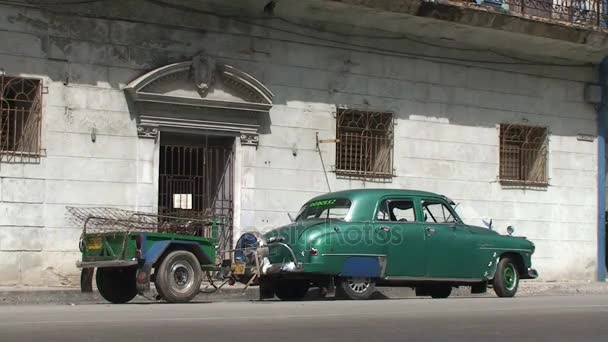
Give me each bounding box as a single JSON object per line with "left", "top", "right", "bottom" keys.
{"left": 125, "top": 57, "right": 273, "bottom": 112}
{"left": 124, "top": 55, "right": 273, "bottom": 142}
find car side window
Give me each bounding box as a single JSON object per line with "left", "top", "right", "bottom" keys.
{"left": 422, "top": 200, "right": 456, "bottom": 223}
{"left": 376, "top": 199, "right": 416, "bottom": 222}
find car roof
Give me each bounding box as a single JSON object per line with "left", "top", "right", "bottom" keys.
{"left": 308, "top": 188, "right": 445, "bottom": 202}
{"left": 306, "top": 189, "right": 453, "bottom": 222}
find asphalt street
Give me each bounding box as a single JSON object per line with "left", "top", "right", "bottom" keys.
{"left": 1, "top": 295, "right": 608, "bottom": 342}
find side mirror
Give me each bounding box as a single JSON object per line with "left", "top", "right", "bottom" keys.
{"left": 506, "top": 226, "right": 514, "bottom": 236}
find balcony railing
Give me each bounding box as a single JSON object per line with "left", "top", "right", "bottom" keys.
{"left": 475, "top": 0, "right": 607, "bottom": 27}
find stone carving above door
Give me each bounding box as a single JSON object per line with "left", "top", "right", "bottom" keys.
{"left": 125, "top": 53, "right": 273, "bottom": 141}
{"left": 192, "top": 54, "right": 217, "bottom": 97}
{"left": 126, "top": 53, "right": 273, "bottom": 109}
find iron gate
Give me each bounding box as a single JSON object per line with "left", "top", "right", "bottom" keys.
{"left": 158, "top": 144, "right": 234, "bottom": 253}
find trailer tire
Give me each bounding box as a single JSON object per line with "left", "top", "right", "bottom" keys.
{"left": 96, "top": 266, "right": 137, "bottom": 304}
{"left": 155, "top": 250, "right": 202, "bottom": 303}
{"left": 273, "top": 280, "right": 309, "bottom": 301}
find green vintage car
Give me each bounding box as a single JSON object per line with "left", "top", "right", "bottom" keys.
{"left": 251, "top": 189, "right": 537, "bottom": 300}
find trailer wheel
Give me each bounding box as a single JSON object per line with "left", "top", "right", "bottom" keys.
{"left": 155, "top": 250, "right": 202, "bottom": 303}
{"left": 96, "top": 266, "right": 137, "bottom": 304}
{"left": 273, "top": 280, "right": 309, "bottom": 301}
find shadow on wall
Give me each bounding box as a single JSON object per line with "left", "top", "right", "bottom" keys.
{"left": 3, "top": 0, "right": 596, "bottom": 141}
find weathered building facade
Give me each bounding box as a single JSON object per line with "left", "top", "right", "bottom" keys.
{"left": 0, "top": 0, "right": 606, "bottom": 286}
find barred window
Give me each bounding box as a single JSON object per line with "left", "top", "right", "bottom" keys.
{"left": 499, "top": 124, "right": 548, "bottom": 185}
{"left": 335, "top": 107, "right": 394, "bottom": 178}
{"left": 0, "top": 75, "right": 42, "bottom": 162}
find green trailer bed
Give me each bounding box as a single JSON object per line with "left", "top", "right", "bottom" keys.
{"left": 70, "top": 207, "right": 226, "bottom": 303}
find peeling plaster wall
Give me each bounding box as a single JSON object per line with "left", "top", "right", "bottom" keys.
{"left": 0, "top": 1, "right": 599, "bottom": 284}
{"left": 0, "top": 3, "right": 159, "bottom": 286}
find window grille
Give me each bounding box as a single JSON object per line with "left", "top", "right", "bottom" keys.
{"left": 335, "top": 107, "right": 394, "bottom": 179}
{"left": 499, "top": 123, "right": 548, "bottom": 185}
{"left": 0, "top": 75, "right": 42, "bottom": 163}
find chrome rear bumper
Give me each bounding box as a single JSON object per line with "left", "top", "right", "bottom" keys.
{"left": 259, "top": 242, "right": 302, "bottom": 275}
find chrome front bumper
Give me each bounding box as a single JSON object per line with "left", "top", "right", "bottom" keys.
{"left": 524, "top": 268, "right": 539, "bottom": 279}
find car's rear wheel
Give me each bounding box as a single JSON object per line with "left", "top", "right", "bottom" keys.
{"left": 274, "top": 279, "right": 309, "bottom": 301}
{"left": 493, "top": 256, "right": 519, "bottom": 297}
{"left": 429, "top": 284, "right": 452, "bottom": 299}
{"left": 337, "top": 277, "right": 376, "bottom": 300}
{"left": 415, "top": 284, "right": 452, "bottom": 298}
{"left": 155, "top": 250, "right": 202, "bottom": 303}
{"left": 96, "top": 266, "right": 137, "bottom": 304}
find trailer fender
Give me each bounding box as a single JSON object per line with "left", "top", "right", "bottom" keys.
{"left": 143, "top": 241, "right": 212, "bottom": 267}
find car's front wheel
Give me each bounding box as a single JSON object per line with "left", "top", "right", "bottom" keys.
{"left": 493, "top": 256, "right": 520, "bottom": 297}
{"left": 337, "top": 277, "right": 376, "bottom": 300}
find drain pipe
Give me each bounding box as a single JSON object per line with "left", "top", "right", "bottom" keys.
{"left": 597, "top": 58, "right": 607, "bottom": 281}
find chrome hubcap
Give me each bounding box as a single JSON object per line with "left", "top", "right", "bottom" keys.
{"left": 347, "top": 277, "right": 371, "bottom": 293}
{"left": 170, "top": 261, "right": 194, "bottom": 293}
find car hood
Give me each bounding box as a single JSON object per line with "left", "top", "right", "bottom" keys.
{"left": 467, "top": 224, "right": 534, "bottom": 251}
{"left": 263, "top": 219, "right": 329, "bottom": 245}
{"left": 468, "top": 225, "right": 529, "bottom": 240}
{"left": 467, "top": 225, "right": 500, "bottom": 236}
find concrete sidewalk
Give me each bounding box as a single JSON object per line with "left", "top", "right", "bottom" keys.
{"left": 1, "top": 280, "right": 607, "bottom": 305}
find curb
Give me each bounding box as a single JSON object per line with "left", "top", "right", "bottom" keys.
{"left": 0, "top": 287, "right": 260, "bottom": 305}
{"left": 1, "top": 282, "right": 607, "bottom": 305}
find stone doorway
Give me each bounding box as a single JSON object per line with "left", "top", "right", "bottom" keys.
{"left": 158, "top": 133, "right": 235, "bottom": 250}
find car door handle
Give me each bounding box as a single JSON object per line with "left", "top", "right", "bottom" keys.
{"left": 425, "top": 227, "right": 436, "bottom": 235}
{"left": 378, "top": 226, "right": 391, "bottom": 232}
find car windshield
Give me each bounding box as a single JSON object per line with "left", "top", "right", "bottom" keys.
{"left": 296, "top": 198, "right": 351, "bottom": 221}
{"left": 449, "top": 202, "right": 464, "bottom": 223}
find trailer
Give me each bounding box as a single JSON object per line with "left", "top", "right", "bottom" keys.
{"left": 71, "top": 207, "right": 256, "bottom": 303}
